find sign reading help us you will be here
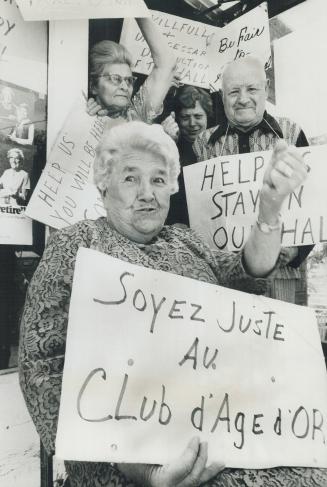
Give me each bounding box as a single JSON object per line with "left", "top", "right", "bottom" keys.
{"left": 16, "top": 0, "right": 150, "bottom": 21}
{"left": 56, "top": 248, "right": 327, "bottom": 467}
{"left": 184, "top": 145, "right": 327, "bottom": 252}
{"left": 25, "top": 99, "right": 110, "bottom": 228}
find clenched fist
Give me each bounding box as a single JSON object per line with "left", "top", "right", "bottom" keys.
{"left": 260, "top": 140, "right": 308, "bottom": 219}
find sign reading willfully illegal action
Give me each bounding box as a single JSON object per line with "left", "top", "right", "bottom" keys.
{"left": 56, "top": 248, "right": 327, "bottom": 467}
{"left": 120, "top": 11, "right": 215, "bottom": 89}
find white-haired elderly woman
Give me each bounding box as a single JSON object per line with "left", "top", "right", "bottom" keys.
{"left": 0, "top": 147, "right": 30, "bottom": 204}
{"left": 87, "top": 18, "right": 176, "bottom": 124}
{"left": 19, "top": 122, "right": 325, "bottom": 487}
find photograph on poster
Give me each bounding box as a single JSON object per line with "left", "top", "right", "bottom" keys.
{"left": 1, "top": 1, "right": 327, "bottom": 487}
{"left": 0, "top": 79, "right": 46, "bottom": 245}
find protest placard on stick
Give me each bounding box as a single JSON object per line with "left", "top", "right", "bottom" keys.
{"left": 56, "top": 248, "right": 327, "bottom": 467}
{"left": 184, "top": 145, "right": 327, "bottom": 251}
{"left": 16, "top": 0, "right": 150, "bottom": 21}
{"left": 120, "top": 12, "right": 215, "bottom": 89}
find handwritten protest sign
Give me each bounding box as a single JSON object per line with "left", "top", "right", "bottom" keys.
{"left": 184, "top": 145, "right": 327, "bottom": 251}
{"left": 207, "top": 3, "right": 271, "bottom": 91}
{"left": 56, "top": 248, "right": 327, "bottom": 467}
{"left": 0, "top": 1, "right": 47, "bottom": 94}
{"left": 26, "top": 100, "right": 107, "bottom": 228}
{"left": 16, "top": 0, "right": 150, "bottom": 21}
{"left": 120, "top": 12, "right": 215, "bottom": 88}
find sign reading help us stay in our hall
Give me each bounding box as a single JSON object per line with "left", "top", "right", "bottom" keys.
{"left": 56, "top": 248, "right": 327, "bottom": 468}
{"left": 184, "top": 145, "right": 327, "bottom": 251}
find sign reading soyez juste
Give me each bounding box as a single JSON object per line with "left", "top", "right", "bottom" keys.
{"left": 184, "top": 145, "right": 327, "bottom": 252}
{"left": 56, "top": 248, "right": 327, "bottom": 467}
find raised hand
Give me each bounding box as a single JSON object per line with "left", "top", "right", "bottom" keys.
{"left": 260, "top": 140, "right": 308, "bottom": 216}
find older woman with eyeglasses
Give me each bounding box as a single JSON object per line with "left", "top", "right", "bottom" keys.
{"left": 19, "top": 122, "right": 325, "bottom": 487}
{"left": 87, "top": 18, "right": 176, "bottom": 123}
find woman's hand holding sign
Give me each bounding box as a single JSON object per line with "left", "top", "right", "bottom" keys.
{"left": 118, "top": 437, "right": 225, "bottom": 487}
{"left": 86, "top": 97, "right": 109, "bottom": 117}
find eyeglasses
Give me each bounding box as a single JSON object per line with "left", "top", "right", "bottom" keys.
{"left": 98, "top": 74, "right": 137, "bottom": 87}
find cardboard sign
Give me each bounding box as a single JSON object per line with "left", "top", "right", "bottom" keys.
{"left": 26, "top": 100, "right": 107, "bottom": 228}
{"left": 56, "top": 248, "right": 327, "bottom": 467}
{"left": 274, "top": 20, "right": 327, "bottom": 138}
{"left": 0, "top": 2, "right": 47, "bottom": 94}
{"left": 16, "top": 0, "right": 150, "bottom": 21}
{"left": 120, "top": 12, "right": 215, "bottom": 89}
{"left": 207, "top": 3, "right": 271, "bottom": 91}
{"left": 184, "top": 146, "right": 327, "bottom": 251}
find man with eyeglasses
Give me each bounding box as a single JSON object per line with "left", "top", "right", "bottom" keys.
{"left": 192, "top": 56, "right": 312, "bottom": 304}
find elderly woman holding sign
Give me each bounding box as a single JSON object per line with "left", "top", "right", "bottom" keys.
{"left": 19, "top": 122, "right": 325, "bottom": 487}
{"left": 87, "top": 18, "right": 176, "bottom": 123}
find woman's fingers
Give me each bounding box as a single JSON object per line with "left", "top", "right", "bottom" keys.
{"left": 161, "top": 113, "right": 179, "bottom": 140}
{"left": 198, "top": 461, "right": 225, "bottom": 484}
{"left": 96, "top": 108, "right": 109, "bottom": 117}
{"left": 166, "top": 437, "right": 200, "bottom": 485}
{"left": 178, "top": 441, "right": 208, "bottom": 487}
{"left": 86, "top": 98, "right": 108, "bottom": 116}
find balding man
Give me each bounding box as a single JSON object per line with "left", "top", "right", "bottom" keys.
{"left": 194, "top": 56, "right": 308, "bottom": 158}
{"left": 193, "top": 56, "right": 312, "bottom": 303}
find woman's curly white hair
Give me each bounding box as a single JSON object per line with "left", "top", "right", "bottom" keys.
{"left": 94, "top": 121, "right": 180, "bottom": 195}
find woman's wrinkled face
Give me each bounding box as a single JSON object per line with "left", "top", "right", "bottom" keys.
{"left": 102, "top": 148, "right": 171, "bottom": 244}
{"left": 92, "top": 63, "right": 133, "bottom": 111}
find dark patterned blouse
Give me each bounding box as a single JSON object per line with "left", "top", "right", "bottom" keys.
{"left": 18, "top": 218, "right": 326, "bottom": 487}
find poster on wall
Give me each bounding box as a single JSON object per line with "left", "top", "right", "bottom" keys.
{"left": 0, "top": 79, "right": 46, "bottom": 245}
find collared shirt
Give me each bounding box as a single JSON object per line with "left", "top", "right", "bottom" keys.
{"left": 192, "top": 112, "right": 312, "bottom": 279}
